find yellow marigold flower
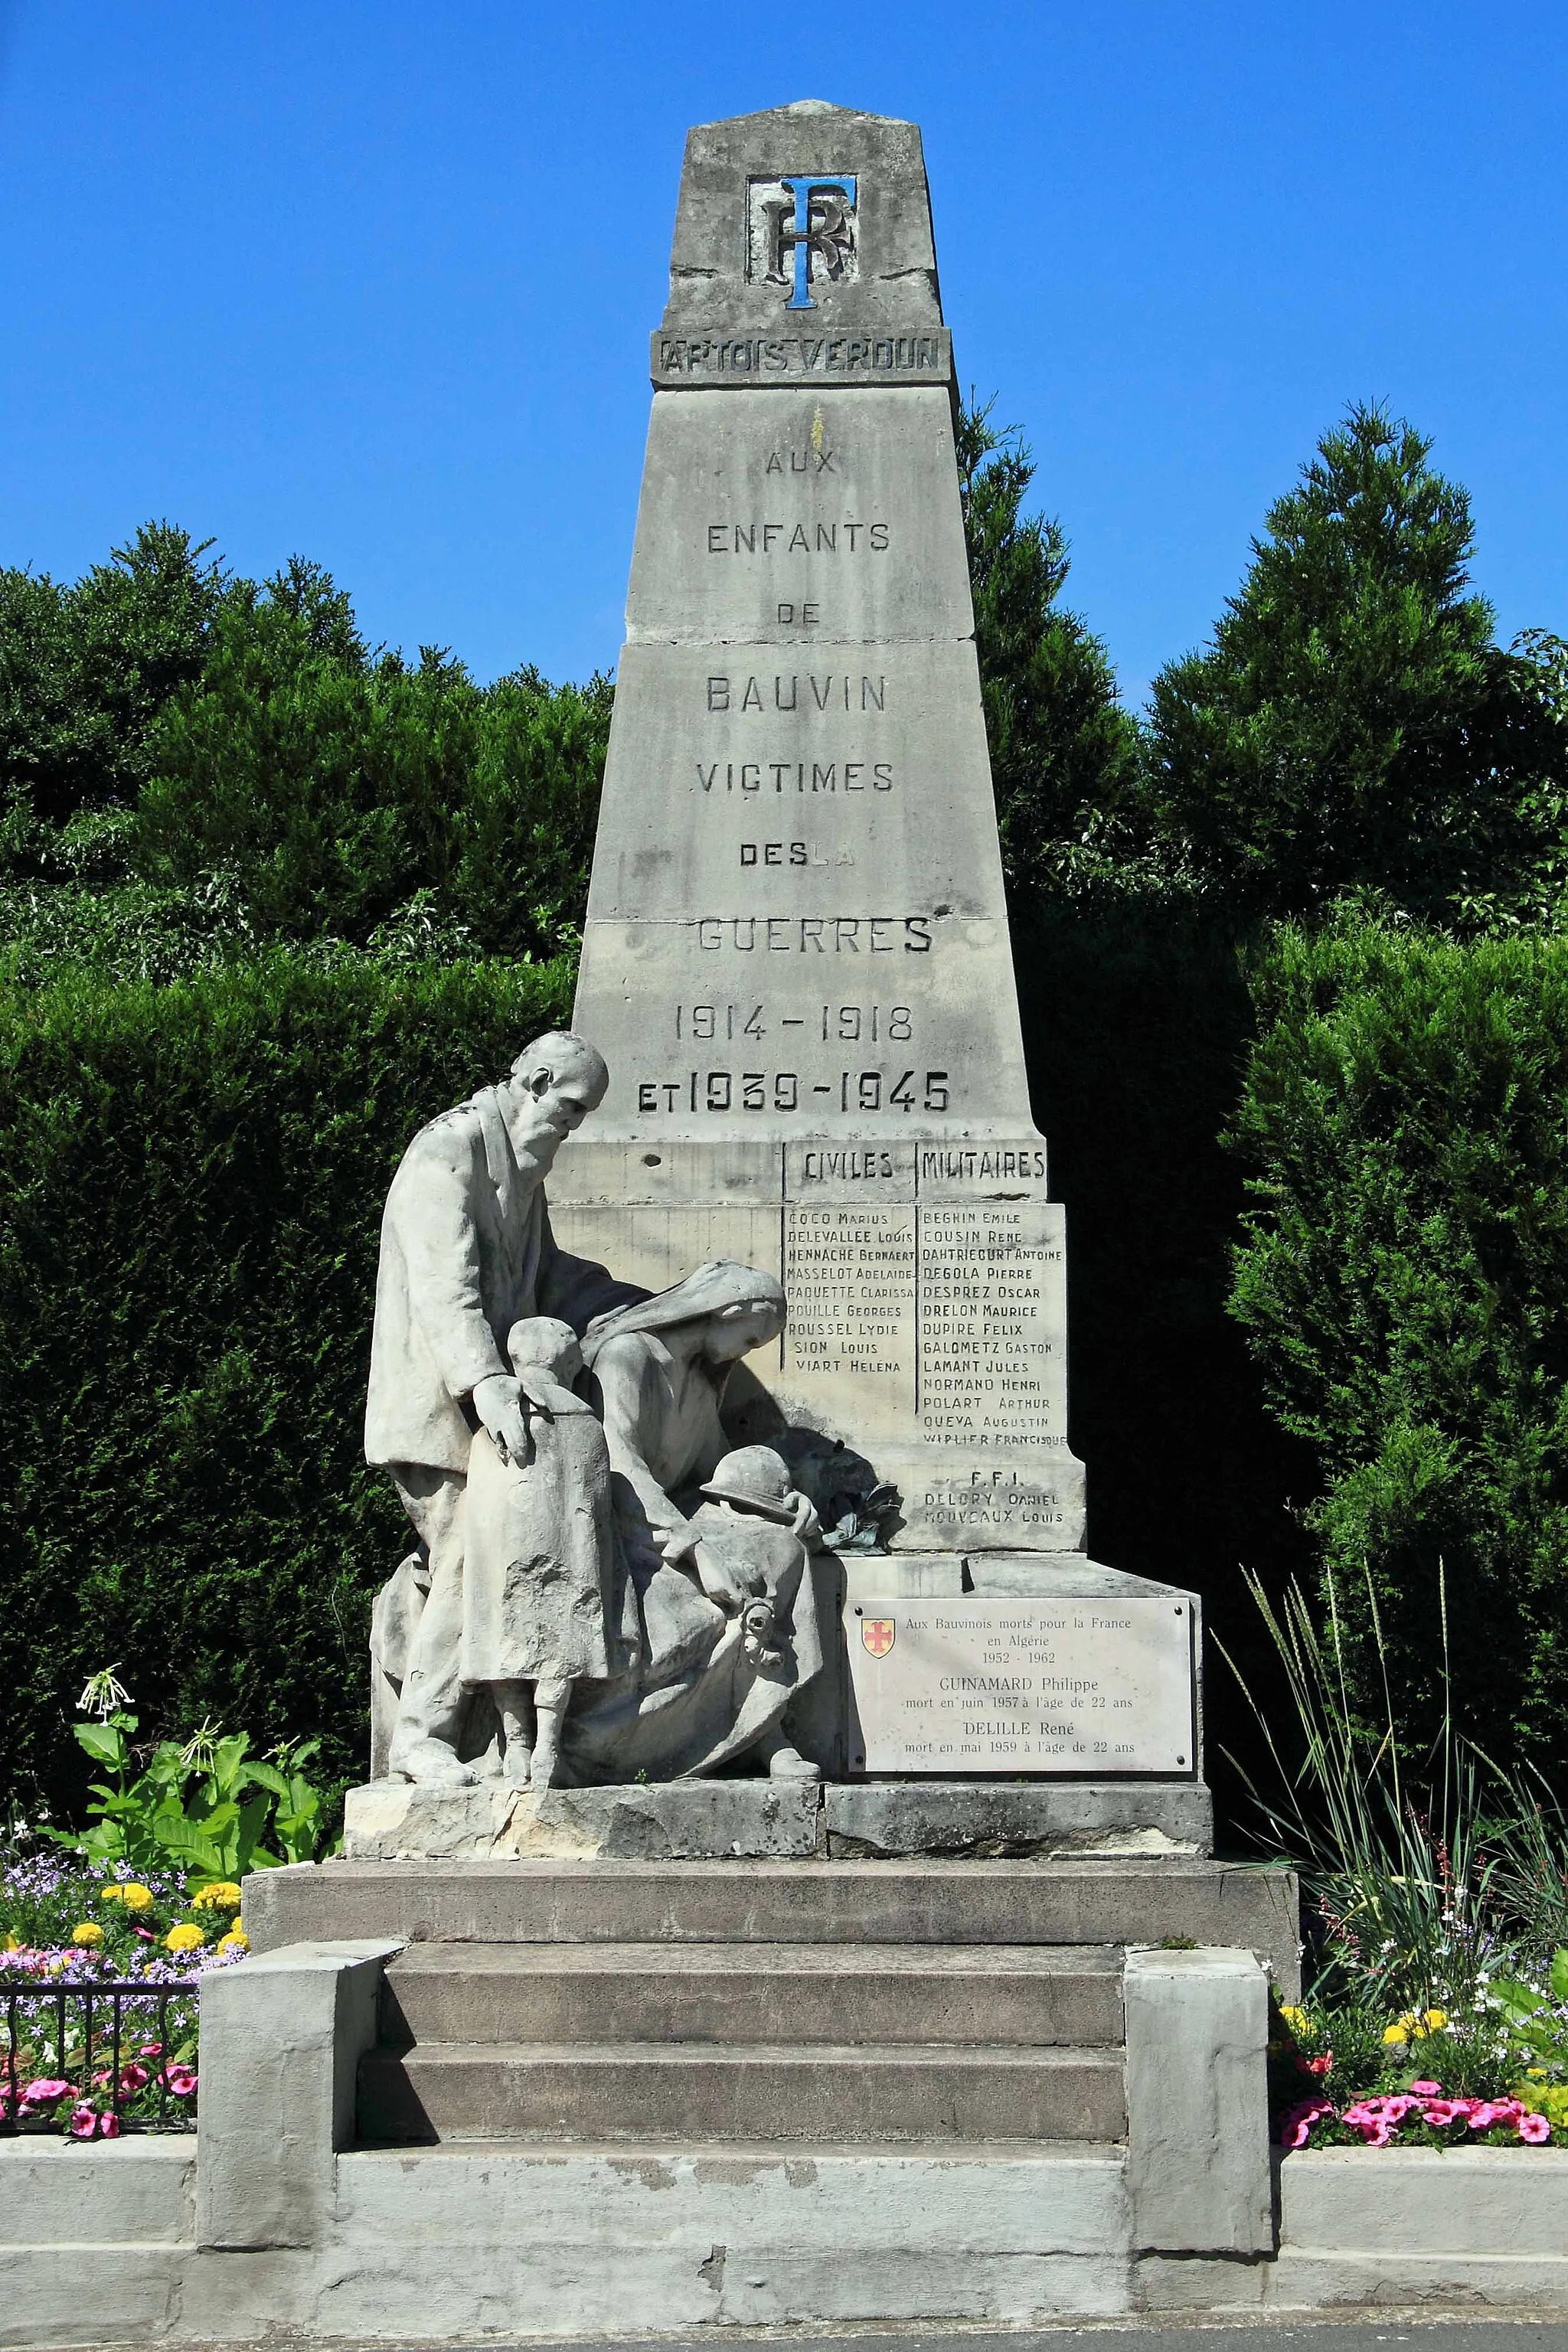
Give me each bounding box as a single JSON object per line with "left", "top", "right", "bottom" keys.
{"left": 71, "top": 1922, "right": 104, "bottom": 1947}
{"left": 1, "top": 1931, "right": 19, "bottom": 1952}
{"left": 1278, "top": 2004, "right": 1312, "bottom": 2035}
{"left": 119, "top": 1883, "right": 155, "bottom": 1913}
{"left": 216, "top": 1929, "right": 250, "bottom": 1955}
{"left": 98, "top": 1883, "right": 126, "bottom": 1903}
{"left": 1382, "top": 2022, "right": 1409, "bottom": 2044}
{"left": 1423, "top": 2007, "right": 1448, "bottom": 2032}
{"left": 191, "top": 1881, "right": 243, "bottom": 1912}
{"left": 163, "top": 1922, "right": 205, "bottom": 1953}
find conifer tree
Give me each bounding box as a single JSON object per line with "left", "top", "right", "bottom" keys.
{"left": 1145, "top": 403, "right": 1565, "bottom": 920}
{"left": 958, "top": 403, "right": 1139, "bottom": 902}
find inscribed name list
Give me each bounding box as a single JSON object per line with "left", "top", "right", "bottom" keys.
{"left": 845, "top": 1598, "right": 1197, "bottom": 1773}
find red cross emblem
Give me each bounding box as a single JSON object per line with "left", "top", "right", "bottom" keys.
{"left": 861, "top": 1617, "right": 896, "bottom": 1657}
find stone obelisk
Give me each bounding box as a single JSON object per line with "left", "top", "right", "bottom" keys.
{"left": 555, "top": 100, "right": 1085, "bottom": 1557}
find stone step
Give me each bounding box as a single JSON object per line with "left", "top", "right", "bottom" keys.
{"left": 357, "top": 2039, "right": 1125, "bottom": 2146}
{"left": 379, "top": 1940, "right": 1123, "bottom": 2049}
{"left": 248, "top": 1856, "right": 1299, "bottom": 1994}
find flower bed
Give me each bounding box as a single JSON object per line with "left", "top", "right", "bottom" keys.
{"left": 1271, "top": 1994, "right": 1565, "bottom": 2153}
{"left": 1, "top": 1857, "right": 248, "bottom": 2137}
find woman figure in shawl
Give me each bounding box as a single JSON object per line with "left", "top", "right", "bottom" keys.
{"left": 560, "top": 1261, "right": 825, "bottom": 1785}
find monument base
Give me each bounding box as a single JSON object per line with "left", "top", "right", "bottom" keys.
{"left": 343, "top": 1772, "right": 1212, "bottom": 1864}
{"left": 824, "top": 1778, "right": 1212, "bottom": 1859}
{"left": 341, "top": 1777, "right": 823, "bottom": 1862}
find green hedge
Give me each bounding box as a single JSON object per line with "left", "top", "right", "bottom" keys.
{"left": 1232, "top": 917, "right": 1568, "bottom": 1769}
{"left": 15, "top": 906, "right": 1565, "bottom": 1819}
{"left": 0, "top": 950, "right": 571, "bottom": 1815}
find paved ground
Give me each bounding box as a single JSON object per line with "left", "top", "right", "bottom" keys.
{"left": 483, "top": 2328, "right": 1568, "bottom": 2346}
{"left": 297, "top": 2327, "right": 1568, "bottom": 2352}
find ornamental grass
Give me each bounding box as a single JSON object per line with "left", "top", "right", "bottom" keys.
{"left": 1224, "top": 1565, "right": 1568, "bottom": 2149}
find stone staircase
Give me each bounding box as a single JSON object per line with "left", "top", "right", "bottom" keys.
{"left": 360, "top": 1937, "right": 1125, "bottom": 2143}
{"left": 236, "top": 1858, "right": 1298, "bottom": 2153}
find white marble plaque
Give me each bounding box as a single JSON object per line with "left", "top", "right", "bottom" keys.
{"left": 844, "top": 1596, "right": 1196, "bottom": 1773}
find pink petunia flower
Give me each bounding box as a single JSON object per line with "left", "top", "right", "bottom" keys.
{"left": 1420, "top": 2100, "right": 1462, "bottom": 2127}
{"left": 165, "top": 2066, "right": 197, "bottom": 2098}
{"left": 96, "top": 2112, "right": 121, "bottom": 2139}
{"left": 68, "top": 2106, "right": 97, "bottom": 2139}
{"left": 118, "top": 2063, "right": 149, "bottom": 2092}
{"left": 1410, "top": 2079, "right": 1442, "bottom": 2096}
{"left": 137, "top": 2043, "right": 162, "bottom": 2059}
{"left": 21, "top": 2079, "right": 74, "bottom": 2105}
{"left": 1276, "top": 2095, "right": 1337, "bottom": 2149}
{"left": 1520, "top": 2112, "right": 1553, "bottom": 2145}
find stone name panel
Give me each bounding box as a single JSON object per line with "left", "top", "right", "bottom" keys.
{"left": 844, "top": 1596, "right": 1197, "bottom": 1773}
{"left": 624, "top": 387, "right": 973, "bottom": 646}
{"left": 550, "top": 1138, "right": 1087, "bottom": 1551}
{"left": 652, "top": 328, "right": 952, "bottom": 386}
{"left": 580, "top": 639, "right": 1026, "bottom": 1135}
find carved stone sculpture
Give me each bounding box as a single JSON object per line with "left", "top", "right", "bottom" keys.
{"left": 365, "top": 1042, "right": 824, "bottom": 1787}
{"left": 364, "top": 1031, "right": 632, "bottom": 1787}
{"left": 562, "top": 1272, "right": 824, "bottom": 1784}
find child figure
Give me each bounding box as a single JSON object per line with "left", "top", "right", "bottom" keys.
{"left": 460, "top": 1315, "right": 627, "bottom": 1790}
{"left": 665, "top": 1443, "right": 822, "bottom": 1782}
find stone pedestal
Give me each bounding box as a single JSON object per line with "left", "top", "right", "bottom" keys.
{"left": 341, "top": 1778, "right": 823, "bottom": 1862}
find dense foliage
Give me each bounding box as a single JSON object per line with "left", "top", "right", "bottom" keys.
{"left": 1230, "top": 918, "right": 1568, "bottom": 1765}
{"left": 0, "top": 523, "right": 224, "bottom": 847}
{"left": 0, "top": 532, "right": 608, "bottom": 978}
{"left": 0, "top": 952, "right": 570, "bottom": 1811}
{"left": 956, "top": 404, "right": 1142, "bottom": 900}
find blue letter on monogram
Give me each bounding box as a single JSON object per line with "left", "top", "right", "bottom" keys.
{"left": 778, "top": 177, "right": 858, "bottom": 310}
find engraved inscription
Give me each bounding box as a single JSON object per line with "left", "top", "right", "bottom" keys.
{"left": 706, "top": 521, "right": 890, "bottom": 554}
{"left": 846, "top": 1598, "right": 1195, "bottom": 1773}
{"left": 696, "top": 762, "right": 893, "bottom": 793}
{"left": 704, "top": 675, "right": 887, "bottom": 710}
{"left": 918, "top": 1204, "right": 1059, "bottom": 1442}
{"left": 654, "top": 332, "right": 949, "bottom": 379}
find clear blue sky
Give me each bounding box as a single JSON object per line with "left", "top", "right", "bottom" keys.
{"left": 3, "top": 2, "right": 1566, "bottom": 710}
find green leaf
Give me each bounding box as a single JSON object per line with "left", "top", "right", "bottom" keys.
{"left": 73, "top": 1721, "right": 127, "bottom": 1769}
{"left": 152, "top": 1815, "right": 226, "bottom": 1875}
{"left": 1550, "top": 1950, "right": 1568, "bottom": 2004}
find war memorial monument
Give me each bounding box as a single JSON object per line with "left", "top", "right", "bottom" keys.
{"left": 348, "top": 97, "right": 1210, "bottom": 1852}
{"left": 204, "top": 104, "right": 1299, "bottom": 2333}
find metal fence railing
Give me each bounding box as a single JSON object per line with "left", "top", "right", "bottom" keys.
{"left": 1, "top": 1980, "right": 200, "bottom": 2134}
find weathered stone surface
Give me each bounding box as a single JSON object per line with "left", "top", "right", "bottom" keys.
{"left": 664, "top": 104, "right": 944, "bottom": 338}
{"left": 623, "top": 400, "right": 978, "bottom": 649}
{"left": 341, "top": 1777, "right": 822, "bottom": 1860}
{"left": 324, "top": 2141, "right": 1135, "bottom": 2330}
{"left": 964, "top": 1552, "right": 1194, "bottom": 1600}
{"left": 1279, "top": 2142, "right": 1568, "bottom": 2255}
{"left": 0, "top": 2136, "right": 194, "bottom": 2245}
{"left": 195, "top": 1938, "right": 400, "bottom": 2251}
{"left": 242, "top": 1856, "right": 1301, "bottom": 1996}
{"left": 550, "top": 1140, "right": 1088, "bottom": 1553}
{"left": 825, "top": 1780, "right": 1213, "bottom": 1860}
{"left": 1124, "top": 1946, "right": 1273, "bottom": 2256}
{"left": 378, "top": 1938, "right": 1124, "bottom": 2050}
{"left": 358, "top": 2037, "right": 1125, "bottom": 2147}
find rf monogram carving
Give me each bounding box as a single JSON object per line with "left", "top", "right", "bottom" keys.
{"left": 749, "top": 175, "right": 858, "bottom": 308}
